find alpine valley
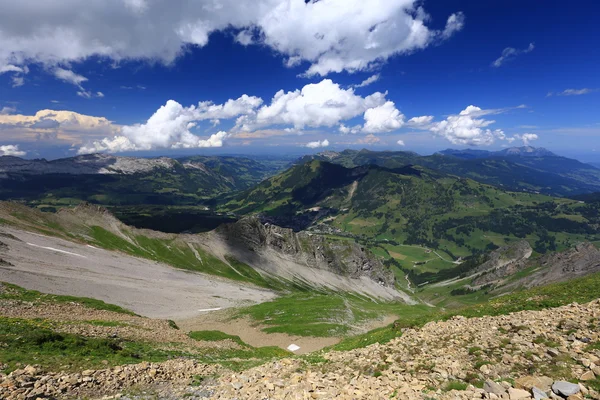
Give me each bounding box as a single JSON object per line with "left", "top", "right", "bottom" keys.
{"left": 2, "top": 147, "right": 600, "bottom": 399}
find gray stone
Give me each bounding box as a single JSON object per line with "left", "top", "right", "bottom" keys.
{"left": 484, "top": 380, "right": 507, "bottom": 396}
{"left": 552, "top": 381, "right": 580, "bottom": 397}
{"left": 547, "top": 348, "right": 560, "bottom": 357}
{"left": 532, "top": 387, "right": 548, "bottom": 400}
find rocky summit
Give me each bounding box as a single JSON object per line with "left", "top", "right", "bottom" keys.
{"left": 2, "top": 300, "right": 600, "bottom": 399}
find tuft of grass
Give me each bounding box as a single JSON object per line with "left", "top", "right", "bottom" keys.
{"left": 83, "top": 320, "right": 127, "bottom": 327}
{"left": 444, "top": 381, "right": 468, "bottom": 391}
{"left": 188, "top": 330, "right": 247, "bottom": 347}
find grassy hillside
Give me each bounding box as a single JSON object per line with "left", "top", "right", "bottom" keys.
{"left": 301, "top": 149, "right": 600, "bottom": 197}
{"left": 222, "top": 160, "right": 600, "bottom": 275}
{"left": 0, "top": 155, "right": 286, "bottom": 208}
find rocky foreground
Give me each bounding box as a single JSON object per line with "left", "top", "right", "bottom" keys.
{"left": 2, "top": 300, "right": 600, "bottom": 399}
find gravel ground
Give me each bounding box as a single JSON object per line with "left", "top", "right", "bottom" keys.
{"left": 0, "top": 226, "right": 275, "bottom": 320}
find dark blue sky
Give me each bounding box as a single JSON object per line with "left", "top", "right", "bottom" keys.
{"left": 0, "top": 0, "right": 598, "bottom": 161}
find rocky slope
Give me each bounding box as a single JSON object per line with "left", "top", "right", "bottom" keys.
{"left": 3, "top": 299, "right": 600, "bottom": 399}
{"left": 0, "top": 202, "right": 402, "bottom": 301}
{"left": 471, "top": 240, "right": 533, "bottom": 286}
{"left": 512, "top": 242, "right": 600, "bottom": 289}
{"left": 214, "top": 216, "right": 395, "bottom": 287}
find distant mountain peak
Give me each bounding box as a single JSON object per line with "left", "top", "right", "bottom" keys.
{"left": 498, "top": 146, "right": 556, "bottom": 157}
{"left": 315, "top": 151, "right": 340, "bottom": 160}
{"left": 439, "top": 146, "right": 557, "bottom": 159}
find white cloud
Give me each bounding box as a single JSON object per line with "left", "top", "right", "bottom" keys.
{"left": 513, "top": 133, "right": 539, "bottom": 145}
{"left": 397, "top": 139, "right": 405, "bottom": 146}
{"left": 77, "top": 90, "right": 105, "bottom": 99}
{"left": 0, "top": 144, "right": 26, "bottom": 157}
{"left": 237, "top": 79, "right": 386, "bottom": 131}
{"left": 77, "top": 96, "right": 260, "bottom": 153}
{"left": 0, "top": 0, "right": 464, "bottom": 79}
{"left": 53, "top": 68, "right": 103, "bottom": 98}
{"left": 11, "top": 76, "right": 24, "bottom": 87}
{"left": 53, "top": 68, "right": 88, "bottom": 87}
{"left": 429, "top": 105, "right": 507, "bottom": 146}
{"left": 0, "top": 109, "right": 119, "bottom": 144}
{"left": 339, "top": 124, "right": 362, "bottom": 134}
{"left": 441, "top": 12, "right": 465, "bottom": 39}
{"left": 235, "top": 30, "right": 254, "bottom": 46}
{"left": 353, "top": 74, "right": 380, "bottom": 88}
{"left": 362, "top": 101, "right": 405, "bottom": 133}
{"left": 492, "top": 43, "right": 534, "bottom": 67}
{"left": 407, "top": 115, "right": 434, "bottom": 126}
{"left": 0, "top": 106, "right": 16, "bottom": 115}
{"left": 305, "top": 139, "right": 329, "bottom": 149}
{"left": 548, "top": 88, "right": 598, "bottom": 97}
{"left": 1, "top": 65, "right": 28, "bottom": 87}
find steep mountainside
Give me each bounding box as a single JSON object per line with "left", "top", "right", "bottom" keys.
{"left": 214, "top": 217, "right": 394, "bottom": 286}
{"left": 0, "top": 154, "right": 283, "bottom": 206}
{"left": 300, "top": 148, "right": 600, "bottom": 196}
{"left": 0, "top": 202, "right": 401, "bottom": 300}
{"left": 439, "top": 240, "right": 600, "bottom": 295}
{"left": 223, "top": 160, "right": 600, "bottom": 264}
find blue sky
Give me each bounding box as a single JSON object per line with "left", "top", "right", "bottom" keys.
{"left": 0, "top": 0, "right": 598, "bottom": 161}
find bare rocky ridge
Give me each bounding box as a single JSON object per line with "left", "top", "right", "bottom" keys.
{"left": 512, "top": 242, "right": 600, "bottom": 289}
{"left": 2, "top": 300, "right": 600, "bottom": 399}
{"left": 215, "top": 216, "right": 395, "bottom": 286}
{"left": 0, "top": 154, "right": 210, "bottom": 176}
{"left": 471, "top": 240, "right": 533, "bottom": 286}
{"left": 468, "top": 240, "right": 600, "bottom": 291}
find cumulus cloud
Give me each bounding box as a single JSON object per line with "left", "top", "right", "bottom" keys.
{"left": 513, "top": 133, "right": 539, "bottom": 145}
{"left": 237, "top": 79, "right": 386, "bottom": 131}
{"left": 77, "top": 96, "right": 260, "bottom": 153}
{"left": 305, "top": 139, "right": 329, "bottom": 149}
{"left": 0, "top": 109, "right": 119, "bottom": 144}
{"left": 0, "top": 0, "right": 464, "bottom": 79}
{"left": 397, "top": 139, "right": 405, "bottom": 146}
{"left": 0, "top": 144, "right": 26, "bottom": 157}
{"left": 429, "top": 105, "right": 507, "bottom": 146}
{"left": 362, "top": 101, "right": 405, "bottom": 133}
{"left": 492, "top": 43, "right": 534, "bottom": 67}
{"left": 339, "top": 124, "right": 362, "bottom": 134}
{"left": 547, "top": 88, "right": 598, "bottom": 97}
{"left": 353, "top": 74, "right": 380, "bottom": 88}
{"left": 407, "top": 115, "right": 434, "bottom": 127}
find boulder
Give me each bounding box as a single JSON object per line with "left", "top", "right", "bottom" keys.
{"left": 515, "top": 376, "right": 553, "bottom": 391}
{"left": 552, "top": 381, "right": 580, "bottom": 397}
{"left": 484, "top": 380, "right": 506, "bottom": 396}
{"left": 532, "top": 387, "right": 548, "bottom": 399}
{"left": 579, "top": 371, "right": 595, "bottom": 381}
{"left": 508, "top": 387, "right": 532, "bottom": 399}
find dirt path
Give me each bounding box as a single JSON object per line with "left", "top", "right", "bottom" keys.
{"left": 177, "top": 310, "right": 398, "bottom": 354}
{"left": 0, "top": 226, "right": 275, "bottom": 320}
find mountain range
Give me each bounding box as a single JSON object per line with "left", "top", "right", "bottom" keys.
{"left": 298, "top": 147, "right": 600, "bottom": 197}
{"left": 0, "top": 153, "right": 285, "bottom": 206}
